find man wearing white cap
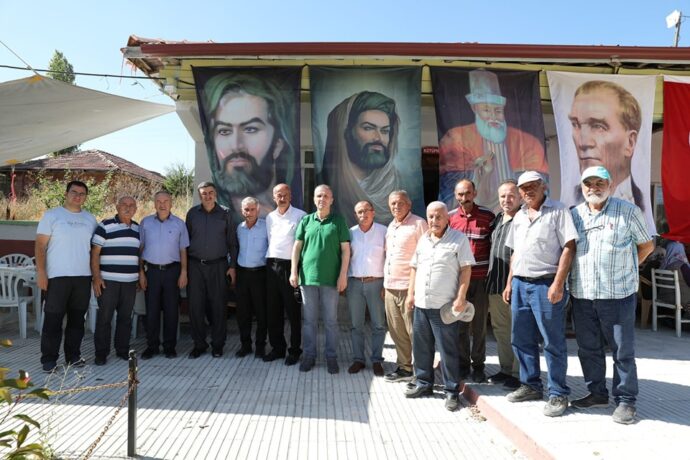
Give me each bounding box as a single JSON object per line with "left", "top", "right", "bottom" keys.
{"left": 569, "top": 166, "right": 654, "bottom": 425}
{"left": 439, "top": 69, "right": 548, "bottom": 210}
{"left": 404, "top": 201, "right": 475, "bottom": 411}
{"left": 502, "top": 171, "right": 577, "bottom": 417}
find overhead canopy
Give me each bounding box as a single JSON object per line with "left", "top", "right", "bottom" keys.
{"left": 0, "top": 75, "right": 175, "bottom": 165}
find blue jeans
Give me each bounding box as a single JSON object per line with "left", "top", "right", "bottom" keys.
{"left": 412, "top": 307, "right": 462, "bottom": 395}
{"left": 511, "top": 277, "right": 570, "bottom": 397}
{"left": 572, "top": 294, "right": 638, "bottom": 405}
{"left": 346, "top": 278, "right": 387, "bottom": 364}
{"left": 300, "top": 285, "right": 339, "bottom": 360}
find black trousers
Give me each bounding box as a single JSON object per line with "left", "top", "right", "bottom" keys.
{"left": 94, "top": 280, "right": 137, "bottom": 358}
{"left": 144, "top": 264, "right": 180, "bottom": 351}
{"left": 459, "top": 278, "right": 489, "bottom": 372}
{"left": 236, "top": 266, "right": 267, "bottom": 349}
{"left": 266, "top": 258, "right": 302, "bottom": 356}
{"left": 40, "top": 276, "right": 91, "bottom": 365}
{"left": 188, "top": 259, "right": 228, "bottom": 350}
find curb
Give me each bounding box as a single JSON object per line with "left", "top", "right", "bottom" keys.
{"left": 461, "top": 383, "right": 556, "bottom": 460}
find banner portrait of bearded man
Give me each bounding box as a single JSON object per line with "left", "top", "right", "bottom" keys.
{"left": 320, "top": 91, "right": 401, "bottom": 226}
{"left": 194, "top": 69, "right": 302, "bottom": 222}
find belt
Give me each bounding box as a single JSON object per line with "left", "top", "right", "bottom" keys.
{"left": 238, "top": 265, "right": 266, "bottom": 272}
{"left": 350, "top": 276, "right": 383, "bottom": 283}
{"left": 516, "top": 275, "right": 555, "bottom": 283}
{"left": 190, "top": 256, "right": 226, "bottom": 265}
{"left": 144, "top": 261, "right": 179, "bottom": 270}
{"left": 267, "top": 258, "right": 291, "bottom": 266}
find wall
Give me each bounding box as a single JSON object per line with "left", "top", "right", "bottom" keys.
{"left": 0, "top": 221, "right": 37, "bottom": 257}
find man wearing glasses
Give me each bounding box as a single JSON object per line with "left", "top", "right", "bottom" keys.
{"left": 568, "top": 166, "right": 654, "bottom": 425}
{"left": 36, "top": 181, "right": 98, "bottom": 373}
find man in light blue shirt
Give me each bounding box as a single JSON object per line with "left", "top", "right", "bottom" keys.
{"left": 235, "top": 196, "right": 269, "bottom": 358}
{"left": 569, "top": 166, "right": 654, "bottom": 425}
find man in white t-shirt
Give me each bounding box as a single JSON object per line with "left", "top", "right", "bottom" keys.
{"left": 36, "top": 180, "right": 98, "bottom": 373}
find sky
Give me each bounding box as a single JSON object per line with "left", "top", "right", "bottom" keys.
{"left": 1, "top": 0, "right": 687, "bottom": 174}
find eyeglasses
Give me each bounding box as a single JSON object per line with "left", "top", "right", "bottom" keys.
{"left": 68, "top": 191, "right": 87, "bottom": 197}
{"left": 293, "top": 287, "right": 302, "bottom": 304}
{"left": 584, "top": 224, "right": 604, "bottom": 233}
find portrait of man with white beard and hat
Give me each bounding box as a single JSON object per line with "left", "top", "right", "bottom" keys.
{"left": 435, "top": 68, "right": 549, "bottom": 211}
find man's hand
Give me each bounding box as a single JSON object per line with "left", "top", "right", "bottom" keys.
{"left": 178, "top": 270, "right": 188, "bottom": 289}
{"left": 138, "top": 271, "right": 147, "bottom": 291}
{"left": 37, "top": 271, "right": 48, "bottom": 291}
{"left": 452, "top": 298, "right": 466, "bottom": 313}
{"left": 405, "top": 294, "right": 415, "bottom": 311}
{"left": 502, "top": 284, "right": 512, "bottom": 304}
{"left": 547, "top": 281, "right": 564, "bottom": 304}
{"left": 337, "top": 274, "right": 347, "bottom": 293}
{"left": 92, "top": 276, "right": 106, "bottom": 297}
{"left": 226, "top": 267, "right": 236, "bottom": 287}
{"left": 289, "top": 273, "right": 299, "bottom": 288}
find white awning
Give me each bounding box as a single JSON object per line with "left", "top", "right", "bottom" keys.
{"left": 0, "top": 75, "right": 175, "bottom": 165}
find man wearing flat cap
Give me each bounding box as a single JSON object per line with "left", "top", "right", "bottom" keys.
{"left": 502, "top": 171, "right": 577, "bottom": 417}
{"left": 568, "top": 166, "right": 653, "bottom": 425}
{"left": 439, "top": 69, "right": 548, "bottom": 210}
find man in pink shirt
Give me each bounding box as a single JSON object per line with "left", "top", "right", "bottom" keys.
{"left": 383, "top": 190, "right": 428, "bottom": 382}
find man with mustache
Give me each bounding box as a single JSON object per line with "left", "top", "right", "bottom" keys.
{"left": 439, "top": 69, "right": 548, "bottom": 211}
{"left": 502, "top": 171, "right": 577, "bottom": 418}
{"left": 321, "top": 91, "right": 400, "bottom": 226}
{"left": 569, "top": 166, "right": 653, "bottom": 425}
{"left": 567, "top": 80, "right": 645, "bottom": 213}
{"left": 202, "top": 73, "right": 300, "bottom": 220}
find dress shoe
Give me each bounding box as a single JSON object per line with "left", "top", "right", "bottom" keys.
{"left": 327, "top": 358, "right": 339, "bottom": 374}
{"left": 445, "top": 394, "right": 460, "bottom": 411}
{"left": 502, "top": 376, "right": 521, "bottom": 391}
{"left": 235, "top": 346, "right": 252, "bottom": 358}
{"left": 188, "top": 348, "right": 205, "bottom": 359}
{"left": 285, "top": 354, "right": 300, "bottom": 366}
{"left": 212, "top": 348, "right": 223, "bottom": 358}
{"left": 164, "top": 349, "right": 177, "bottom": 359}
{"left": 372, "top": 362, "right": 385, "bottom": 377}
{"left": 299, "top": 356, "right": 315, "bottom": 372}
{"left": 66, "top": 357, "right": 86, "bottom": 368}
{"left": 141, "top": 348, "right": 159, "bottom": 360}
{"left": 263, "top": 350, "right": 285, "bottom": 362}
{"left": 471, "top": 368, "right": 487, "bottom": 383}
{"left": 116, "top": 352, "right": 129, "bottom": 361}
{"left": 254, "top": 347, "right": 266, "bottom": 359}
{"left": 487, "top": 372, "right": 510, "bottom": 384}
{"left": 405, "top": 385, "right": 433, "bottom": 399}
{"left": 94, "top": 356, "right": 107, "bottom": 366}
{"left": 347, "top": 361, "right": 365, "bottom": 374}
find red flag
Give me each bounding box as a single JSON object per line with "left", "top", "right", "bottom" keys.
{"left": 662, "top": 80, "right": 690, "bottom": 243}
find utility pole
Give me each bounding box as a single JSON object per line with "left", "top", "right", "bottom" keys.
{"left": 667, "top": 10, "right": 683, "bottom": 47}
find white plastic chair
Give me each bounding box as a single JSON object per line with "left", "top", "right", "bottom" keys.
{"left": 0, "top": 268, "right": 32, "bottom": 339}
{"left": 0, "top": 253, "right": 34, "bottom": 267}
{"left": 652, "top": 268, "right": 690, "bottom": 338}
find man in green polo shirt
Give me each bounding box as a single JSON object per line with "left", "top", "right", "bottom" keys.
{"left": 290, "top": 184, "right": 350, "bottom": 374}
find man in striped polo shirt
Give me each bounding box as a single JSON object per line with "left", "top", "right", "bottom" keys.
{"left": 91, "top": 196, "right": 141, "bottom": 365}
{"left": 449, "top": 179, "right": 495, "bottom": 383}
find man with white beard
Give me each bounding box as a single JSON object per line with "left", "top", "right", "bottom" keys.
{"left": 439, "top": 69, "right": 548, "bottom": 210}
{"left": 568, "top": 166, "right": 654, "bottom": 425}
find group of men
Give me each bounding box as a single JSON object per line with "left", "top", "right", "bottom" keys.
{"left": 36, "top": 163, "right": 651, "bottom": 423}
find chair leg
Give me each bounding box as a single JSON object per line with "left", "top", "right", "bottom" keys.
{"left": 677, "top": 307, "right": 682, "bottom": 338}
{"left": 652, "top": 302, "right": 658, "bottom": 331}
{"left": 640, "top": 299, "right": 651, "bottom": 329}
{"left": 18, "top": 301, "right": 27, "bottom": 340}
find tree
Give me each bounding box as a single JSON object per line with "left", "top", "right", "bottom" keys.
{"left": 47, "top": 50, "right": 78, "bottom": 155}
{"left": 163, "top": 163, "right": 194, "bottom": 198}
{"left": 47, "top": 50, "right": 74, "bottom": 84}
